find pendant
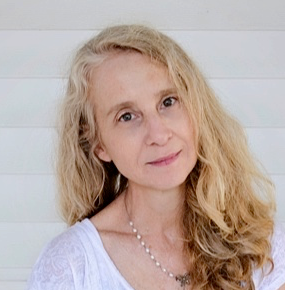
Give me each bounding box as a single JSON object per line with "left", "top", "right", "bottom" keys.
{"left": 175, "top": 273, "right": 191, "bottom": 288}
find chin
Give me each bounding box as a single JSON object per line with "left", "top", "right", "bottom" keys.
{"left": 148, "top": 177, "right": 187, "bottom": 192}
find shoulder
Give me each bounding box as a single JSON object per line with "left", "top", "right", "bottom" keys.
{"left": 270, "top": 222, "right": 285, "bottom": 278}
{"left": 272, "top": 222, "right": 285, "bottom": 251}
{"left": 26, "top": 219, "right": 101, "bottom": 290}
{"left": 270, "top": 223, "right": 285, "bottom": 283}
{"left": 253, "top": 222, "right": 285, "bottom": 290}
{"left": 91, "top": 193, "right": 126, "bottom": 232}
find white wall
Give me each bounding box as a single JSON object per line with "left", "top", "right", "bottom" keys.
{"left": 0, "top": 1, "right": 284, "bottom": 289}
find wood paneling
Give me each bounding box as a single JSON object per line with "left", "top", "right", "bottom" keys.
{"left": 273, "top": 175, "right": 285, "bottom": 221}
{"left": 0, "top": 0, "right": 284, "bottom": 30}
{"left": 210, "top": 79, "right": 285, "bottom": 128}
{"left": 0, "top": 79, "right": 64, "bottom": 127}
{"left": 1, "top": 31, "right": 285, "bottom": 78}
{"left": 0, "top": 268, "right": 30, "bottom": 281}
{"left": 0, "top": 223, "right": 65, "bottom": 268}
{"left": 1, "top": 1, "right": 284, "bottom": 286}
{"left": 0, "top": 128, "right": 56, "bottom": 174}
{"left": 246, "top": 128, "right": 285, "bottom": 175}
{"left": 0, "top": 175, "right": 59, "bottom": 222}
{"left": 0, "top": 282, "right": 26, "bottom": 290}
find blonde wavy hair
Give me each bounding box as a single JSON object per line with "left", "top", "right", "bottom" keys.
{"left": 57, "top": 24, "right": 276, "bottom": 289}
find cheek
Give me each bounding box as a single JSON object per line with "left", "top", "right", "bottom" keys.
{"left": 176, "top": 114, "right": 195, "bottom": 140}
{"left": 181, "top": 120, "right": 197, "bottom": 157}
{"left": 107, "top": 136, "right": 143, "bottom": 174}
{"left": 104, "top": 137, "right": 136, "bottom": 164}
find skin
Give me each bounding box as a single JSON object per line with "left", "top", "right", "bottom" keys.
{"left": 93, "top": 52, "right": 197, "bottom": 193}
{"left": 88, "top": 51, "right": 285, "bottom": 290}
{"left": 90, "top": 51, "right": 197, "bottom": 290}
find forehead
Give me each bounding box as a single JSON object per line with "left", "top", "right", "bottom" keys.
{"left": 89, "top": 51, "right": 174, "bottom": 104}
{"left": 92, "top": 51, "right": 169, "bottom": 83}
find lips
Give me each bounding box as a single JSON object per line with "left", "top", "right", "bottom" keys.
{"left": 147, "top": 151, "right": 181, "bottom": 166}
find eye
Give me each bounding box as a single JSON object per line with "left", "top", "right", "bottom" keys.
{"left": 162, "top": 96, "right": 177, "bottom": 108}
{"left": 118, "top": 112, "right": 134, "bottom": 122}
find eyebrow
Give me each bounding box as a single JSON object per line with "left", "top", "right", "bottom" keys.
{"left": 155, "top": 88, "right": 177, "bottom": 98}
{"left": 106, "top": 87, "right": 178, "bottom": 117}
{"left": 107, "top": 101, "right": 135, "bottom": 117}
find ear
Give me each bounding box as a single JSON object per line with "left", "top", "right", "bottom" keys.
{"left": 95, "top": 144, "right": 112, "bottom": 162}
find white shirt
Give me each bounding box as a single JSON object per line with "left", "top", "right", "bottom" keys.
{"left": 26, "top": 219, "right": 285, "bottom": 290}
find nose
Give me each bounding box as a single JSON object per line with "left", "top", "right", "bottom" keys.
{"left": 145, "top": 114, "right": 172, "bottom": 146}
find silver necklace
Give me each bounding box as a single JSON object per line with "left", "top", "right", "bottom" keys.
{"left": 128, "top": 219, "right": 191, "bottom": 288}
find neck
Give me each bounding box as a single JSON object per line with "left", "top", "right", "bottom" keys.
{"left": 123, "top": 183, "right": 190, "bottom": 285}
{"left": 124, "top": 183, "right": 185, "bottom": 237}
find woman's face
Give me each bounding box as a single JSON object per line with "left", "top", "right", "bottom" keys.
{"left": 90, "top": 52, "right": 197, "bottom": 191}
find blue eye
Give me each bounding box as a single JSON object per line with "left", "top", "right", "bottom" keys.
{"left": 118, "top": 112, "right": 133, "bottom": 122}
{"left": 162, "top": 97, "right": 176, "bottom": 107}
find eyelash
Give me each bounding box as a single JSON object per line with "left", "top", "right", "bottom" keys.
{"left": 161, "top": 96, "right": 178, "bottom": 108}
{"left": 117, "top": 96, "right": 179, "bottom": 123}
{"left": 118, "top": 112, "right": 135, "bottom": 122}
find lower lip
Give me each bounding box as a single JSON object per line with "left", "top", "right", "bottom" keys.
{"left": 148, "top": 151, "right": 181, "bottom": 167}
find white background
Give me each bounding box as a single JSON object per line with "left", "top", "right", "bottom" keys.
{"left": 0, "top": 1, "right": 284, "bottom": 289}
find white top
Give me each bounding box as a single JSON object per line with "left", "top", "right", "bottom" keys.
{"left": 26, "top": 219, "right": 285, "bottom": 290}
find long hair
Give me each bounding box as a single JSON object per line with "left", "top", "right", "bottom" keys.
{"left": 57, "top": 24, "right": 275, "bottom": 289}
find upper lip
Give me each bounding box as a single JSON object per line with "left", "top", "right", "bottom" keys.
{"left": 147, "top": 150, "right": 181, "bottom": 164}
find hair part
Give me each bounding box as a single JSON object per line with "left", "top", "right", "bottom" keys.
{"left": 57, "top": 24, "right": 275, "bottom": 289}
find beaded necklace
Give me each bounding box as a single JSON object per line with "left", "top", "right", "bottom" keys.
{"left": 125, "top": 194, "right": 190, "bottom": 288}
{"left": 127, "top": 220, "right": 190, "bottom": 288}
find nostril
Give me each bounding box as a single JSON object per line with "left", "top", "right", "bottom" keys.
{"left": 145, "top": 119, "right": 172, "bottom": 146}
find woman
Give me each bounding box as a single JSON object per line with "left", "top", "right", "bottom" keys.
{"left": 27, "top": 25, "right": 285, "bottom": 290}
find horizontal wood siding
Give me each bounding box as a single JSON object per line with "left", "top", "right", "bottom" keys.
{"left": 0, "top": 0, "right": 284, "bottom": 286}
{"left": 1, "top": 31, "right": 285, "bottom": 78}
{"left": 0, "top": 0, "right": 284, "bottom": 30}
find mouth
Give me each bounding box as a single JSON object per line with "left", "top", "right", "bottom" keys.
{"left": 147, "top": 150, "right": 181, "bottom": 166}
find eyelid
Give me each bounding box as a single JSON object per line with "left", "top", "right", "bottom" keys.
{"left": 117, "top": 110, "right": 136, "bottom": 122}
{"left": 160, "top": 95, "right": 179, "bottom": 107}
{"left": 163, "top": 94, "right": 178, "bottom": 101}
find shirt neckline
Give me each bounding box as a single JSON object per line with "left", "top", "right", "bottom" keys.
{"left": 80, "top": 218, "right": 136, "bottom": 290}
